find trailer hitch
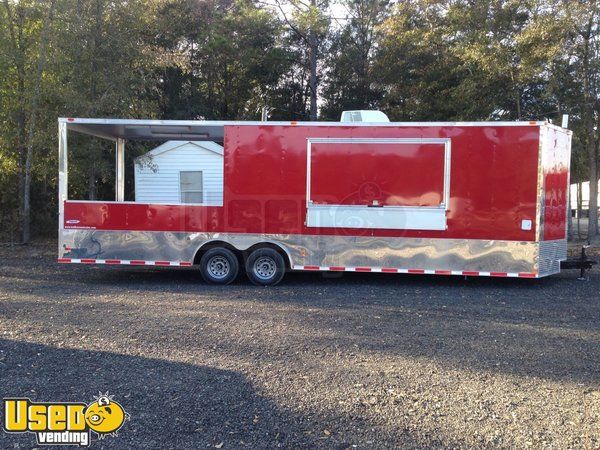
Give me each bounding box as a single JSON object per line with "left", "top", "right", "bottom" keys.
{"left": 560, "top": 245, "right": 597, "bottom": 280}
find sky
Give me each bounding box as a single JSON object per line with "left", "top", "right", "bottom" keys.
{"left": 260, "top": 1, "right": 353, "bottom": 29}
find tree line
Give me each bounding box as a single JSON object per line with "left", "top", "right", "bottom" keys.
{"left": 0, "top": 0, "right": 598, "bottom": 242}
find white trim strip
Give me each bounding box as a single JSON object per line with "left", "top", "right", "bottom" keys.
{"left": 58, "top": 258, "right": 192, "bottom": 267}
{"left": 59, "top": 117, "right": 547, "bottom": 128}
{"left": 59, "top": 260, "right": 538, "bottom": 278}
{"left": 292, "top": 265, "right": 538, "bottom": 278}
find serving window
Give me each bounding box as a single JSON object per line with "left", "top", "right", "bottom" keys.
{"left": 306, "top": 138, "right": 451, "bottom": 230}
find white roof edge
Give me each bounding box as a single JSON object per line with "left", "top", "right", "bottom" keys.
{"left": 541, "top": 121, "right": 573, "bottom": 134}
{"left": 59, "top": 117, "right": 551, "bottom": 127}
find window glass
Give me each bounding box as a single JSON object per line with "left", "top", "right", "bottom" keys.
{"left": 180, "top": 171, "right": 203, "bottom": 203}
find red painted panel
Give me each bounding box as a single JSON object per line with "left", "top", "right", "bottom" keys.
{"left": 544, "top": 172, "right": 569, "bottom": 239}
{"left": 311, "top": 142, "right": 444, "bottom": 207}
{"left": 542, "top": 128, "right": 571, "bottom": 240}
{"left": 64, "top": 124, "right": 542, "bottom": 241}
{"left": 224, "top": 124, "right": 539, "bottom": 240}
{"left": 64, "top": 202, "right": 223, "bottom": 232}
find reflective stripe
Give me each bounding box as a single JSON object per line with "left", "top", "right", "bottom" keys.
{"left": 518, "top": 272, "right": 537, "bottom": 278}
{"left": 291, "top": 265, "right": 537, "bottom": 278}
{"left": 57, "top": 258, "right": 192, "bottom": 267}
{"left": 56, "top": 259, "right": 538, "bottom": 279}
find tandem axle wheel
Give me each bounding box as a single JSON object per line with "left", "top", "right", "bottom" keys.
{"left": 197, "top": 245, "right": 288, "bottom": 286}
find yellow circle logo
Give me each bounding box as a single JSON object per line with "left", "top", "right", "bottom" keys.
{"left": 84, "top": 394, "right": 128, "bottom": 436}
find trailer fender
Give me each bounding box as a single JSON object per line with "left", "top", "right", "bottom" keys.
{"left": 193, "top": 241, "right": 241, "bottom": 265}
{"left": 193, "top": 240, "right": 293, "bottom": 269}
{"left": 243, "top": 242, "right": 292, "bottom": 269}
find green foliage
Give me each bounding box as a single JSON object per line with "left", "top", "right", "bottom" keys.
{"left": 320, "top": 0, "right": 389, "bottom": 119}
{"left": 373, "top": 0, "right": 468, "bottom": 120}
{"left": 154, "top": 0, "right": 289, "bottom": 119}
{"left": 0, "top": 0, "right": 597, "bottom": 239}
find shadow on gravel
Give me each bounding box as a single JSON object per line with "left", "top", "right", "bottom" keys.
{"left": 0, "top": 339, "right": 317, "bottom": 449}
{"left": 2, "top": 258, "right": 599, "bottom": 386}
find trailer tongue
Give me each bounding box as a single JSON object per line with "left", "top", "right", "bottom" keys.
{"left": 560, "top": 246, "right": 598, "bottom": 280}
{"left": 57, "top": 117, "right": 587, "bottom": 285}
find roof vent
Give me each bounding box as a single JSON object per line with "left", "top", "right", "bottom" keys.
{"left": 340, "top": 110, "right": 390, "bottom": 123}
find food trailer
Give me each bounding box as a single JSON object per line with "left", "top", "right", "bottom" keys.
{"left": 58, "top": 118, "right": 573, "bottom": 285}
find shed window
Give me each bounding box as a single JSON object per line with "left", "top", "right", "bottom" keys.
{"left": 180, "top": 171, "right": 203, "bottom": 203}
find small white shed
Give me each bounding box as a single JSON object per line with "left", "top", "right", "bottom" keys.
{"left": 570, "top": 180, "right": 600, "bottom": 214}
{"left": 134, "top": 141, "right": 224, "bottom": 205}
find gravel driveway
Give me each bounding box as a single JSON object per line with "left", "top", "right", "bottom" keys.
{"left": 0, "top": 242, "right": 598, "bottom": 449}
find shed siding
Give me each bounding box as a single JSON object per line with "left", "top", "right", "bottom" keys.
{"left": 134, "top": 142, "right": 223, "bottom": 205}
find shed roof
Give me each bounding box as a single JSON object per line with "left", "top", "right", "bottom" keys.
{"left": 134, "top": 141, "right": 224, "bottom": 161}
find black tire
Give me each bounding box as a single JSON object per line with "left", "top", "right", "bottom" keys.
{"left": 199, "top": 247, "right": 239, "bottom": 285}
{"left": 245, "top": 248, "right": 286, "bottom": 286}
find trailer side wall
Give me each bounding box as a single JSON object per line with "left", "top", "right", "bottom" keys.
{"left": 63, "top": 124, "right": 541, "bottom": 241}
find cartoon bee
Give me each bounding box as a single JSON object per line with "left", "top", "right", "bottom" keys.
{"left": 84, "top": 393, "right": 129, "bottom": 438}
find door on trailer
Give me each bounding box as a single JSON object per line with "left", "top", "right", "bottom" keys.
{"left": 306, "top": 138, "right": 451, "bottom": 231}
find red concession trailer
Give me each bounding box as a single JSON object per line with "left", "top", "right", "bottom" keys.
{"left": 57, "top": 118, "right": 573, "bottom": 285}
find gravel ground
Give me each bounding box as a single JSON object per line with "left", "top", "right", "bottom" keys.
{"left": 0, "top": 242, "right": 598, "bottom": 449}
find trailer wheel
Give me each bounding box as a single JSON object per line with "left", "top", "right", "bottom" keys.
{"left": 245, "top": 248, "right": 286, "bottom": 286}
{"left": 199, "top": 248, "right": 239, "bottom": 285}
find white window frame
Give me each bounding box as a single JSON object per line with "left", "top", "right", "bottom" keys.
{"left": 305, "top": 137, "right": 451, "bottom": 230}
{"left": 179, "top": 170, "right": 203, "bottom": 204}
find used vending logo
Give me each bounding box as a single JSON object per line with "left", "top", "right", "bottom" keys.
{"left": 3, "top": 392, "right": 129, "bottom": 446}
